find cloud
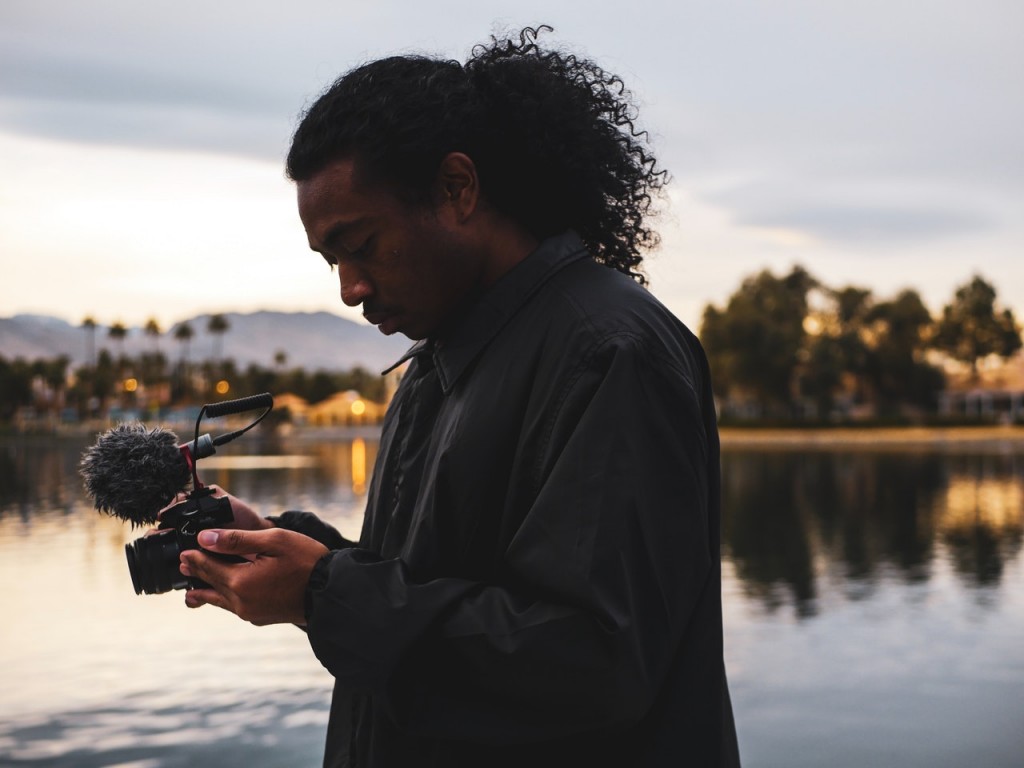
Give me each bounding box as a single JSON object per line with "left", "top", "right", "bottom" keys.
{"left": 0, "top": 96, "right": 291, "bottom": 160}
{"left": 1, "top": 0, "right": 1022, "bottom": 325}
{"left": 739, "top": 205, "right": 992, "bottom": 245}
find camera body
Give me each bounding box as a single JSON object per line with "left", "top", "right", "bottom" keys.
{"left": 81, "top": 392, "right": 274, "bottom": 595}
{"left": 125, "top": 487, "right": 235, "bottom": 595}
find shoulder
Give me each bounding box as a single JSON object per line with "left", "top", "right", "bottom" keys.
{"left": 528, "top": 257, "right": 707, "bottom": 388}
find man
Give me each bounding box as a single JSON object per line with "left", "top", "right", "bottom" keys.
{"left": 180, "top": 26, "right": 740, "bottom": 767}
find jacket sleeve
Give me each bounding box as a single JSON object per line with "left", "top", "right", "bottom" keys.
{"left": 304, "top": 333, "right": 715, "bottom": 743}
{"left": 267, "top": 510, "right": 356, "bottom": 551}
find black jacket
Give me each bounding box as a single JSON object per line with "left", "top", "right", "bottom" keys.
{"left": 277, "top": 231, "right": 739, "bottom": 767}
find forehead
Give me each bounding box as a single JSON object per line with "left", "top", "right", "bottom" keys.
{"left": 296, "top": 158, "right": 422, "bottom": 252}
{"left": 296, "top": 158, "right": 364, "bottom": 224}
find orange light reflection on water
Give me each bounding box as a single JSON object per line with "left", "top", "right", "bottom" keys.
{"left": 939, "top": 476, "right": 1024, "bottom": 534}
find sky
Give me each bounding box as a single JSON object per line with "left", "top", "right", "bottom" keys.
{"left": 1, "top": 0, "right": 1021, "bottom": 334}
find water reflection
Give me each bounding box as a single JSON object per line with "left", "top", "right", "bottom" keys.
{"left": 940, "top": 469, "right": 1023, "bottom": 588}
{"left": 0, "top": 436, "right": 88, "bottom": 522}
{"left": 1, "top": 436, "right": 1022, "bottom": 767}
{"left": 2, "top": 437, "right": 1021, "bottom": 620}
{"left": 0, "top": 433, "right": 377, "bottom": 767}
{"left": 723, "top": 449, "right": 1023, "bottom": 618}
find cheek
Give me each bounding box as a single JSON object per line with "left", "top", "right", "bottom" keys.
{"left": 392, "top": 225, "right": 478, "bottom": 312}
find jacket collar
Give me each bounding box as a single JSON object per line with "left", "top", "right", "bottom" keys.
{"left": 382, "top": 230, "right": 589, "bottom": 392}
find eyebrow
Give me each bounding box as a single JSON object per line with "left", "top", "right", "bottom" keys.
{"left": 317, "top": 219, "right": 366, "bottom": 254}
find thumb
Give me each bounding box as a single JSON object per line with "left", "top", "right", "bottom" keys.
{"left": 197, "top": 528, "right": 261, "bottom": 554}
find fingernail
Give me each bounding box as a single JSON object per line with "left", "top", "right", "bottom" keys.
{"left": 198, "top": 529, "right": 219, "bottom": 547}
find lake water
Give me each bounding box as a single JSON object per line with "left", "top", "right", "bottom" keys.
{"left": 1, "top": 433, "right": 1022, "bottom": 767}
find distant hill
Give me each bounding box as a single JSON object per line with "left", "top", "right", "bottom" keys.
{"left": 0, "top": 311, "right": 411, "bottom": 373}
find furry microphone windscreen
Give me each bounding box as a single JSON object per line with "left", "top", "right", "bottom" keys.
{"left": 80, "top": 423, "right": 192, "bottom": 526}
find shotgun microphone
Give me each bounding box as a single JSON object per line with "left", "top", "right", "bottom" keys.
{"left": 79, "top": 393, "right": 273, "bottom": 526}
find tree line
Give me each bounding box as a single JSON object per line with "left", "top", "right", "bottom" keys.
{"left": 700, "top": 269, "right": 1022, "bottom": 422}
{"left": 1, "top": 312, "right": 386, "bottom": 424}
{"left": 4, "top": 272, "right": 1022, "bottom": 426}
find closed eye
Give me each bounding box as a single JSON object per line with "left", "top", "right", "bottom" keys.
{"left": 347, "top": 237, "right": 373, "bottom": 260}
{"left": 315, "top": 234, "right": 373, "bottom": 272}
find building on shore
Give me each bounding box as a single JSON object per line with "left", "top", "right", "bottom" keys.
{"left": 304, "top": 390, "right": 387, "bottom": 427}
{"left": 939, "top": 352, "right": 1024, "bottom": 423}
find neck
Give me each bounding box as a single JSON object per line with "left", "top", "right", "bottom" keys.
{"left": 474, "top": 214, "right": 539, "bottom": 289}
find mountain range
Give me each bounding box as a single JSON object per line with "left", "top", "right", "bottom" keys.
{"left": 0, "top": 311, "right": 411, "bottom": 373}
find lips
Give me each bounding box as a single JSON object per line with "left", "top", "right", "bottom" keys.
{"left": 363, "top": 310, "right": 391, "bottom": 325}
{"left": 363, "top": 310, "right": 401, "bottom": 335}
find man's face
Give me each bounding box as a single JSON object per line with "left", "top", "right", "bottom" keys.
{"left": 297, "top": 158, "right": 482, "bottom": 340}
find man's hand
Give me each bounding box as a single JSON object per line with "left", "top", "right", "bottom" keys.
{"left": 159, "top": 485, "right": 273, "bottom": 532}
{"left": 179, "top": 528, "right": 329, "bottom": 626}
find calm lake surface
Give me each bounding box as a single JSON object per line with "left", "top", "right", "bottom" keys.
{"left": 1, "top": 432, "right": 1022, "bottom": 767}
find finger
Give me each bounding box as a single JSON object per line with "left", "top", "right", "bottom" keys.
{"left": 196, "top": 528, "right": 271, "bottom": 556}
{"left": 157, "top": 491, "right": 189, "bottom": 520}
{"left": 185, "top": 587, "right": 231, "bottom": 612}
{"left": 180, "top": 549, "right": 235, "bottom": 590}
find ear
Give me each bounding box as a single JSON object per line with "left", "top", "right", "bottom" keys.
{"left": 434, "top": 152, "right": 480, "bottom": 223}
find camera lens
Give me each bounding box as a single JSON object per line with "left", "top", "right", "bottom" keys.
{"left": 125, "top": 530, "right": 188, "bottom": 595}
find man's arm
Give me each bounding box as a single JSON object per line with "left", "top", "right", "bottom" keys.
{"left": 304, "top": 333, "right": 715, "bottom": 742}
{"left": 268, "top": 510, "right": 357, "bottom": 551}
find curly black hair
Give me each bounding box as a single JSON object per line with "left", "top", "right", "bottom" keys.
{"left": 286, "top": 26, "right": 667, "bottom": 284}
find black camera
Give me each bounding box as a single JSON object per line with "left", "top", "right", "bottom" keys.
{"left": 81, "top": 393, "right": 274, "bottom": 596}
{"left": 125, "top": 487, "right": 236, "bottom": 595}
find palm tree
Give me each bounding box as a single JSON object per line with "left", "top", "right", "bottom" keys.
{"left": 174, "top": 322, "right": 195, "bottom": 362}
{"left": 43, "top": 356, "right": 70, "bottom": 414}
{"left": 144, "top": 317, "right": 162, "bottom": 353}
{"left": 207, "top": 313, "right": 230, "bottom": 365}
{"left": 173, "top": 322, "right": 195, "bottom": 402}
{"left": 108, "top": 321, "right": 129, "bottom": 371}
{"left": 81, "top": 316, "right": 97, "bottom": 367}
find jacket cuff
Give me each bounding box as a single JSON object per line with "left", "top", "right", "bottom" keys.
{"left": 305, "top": 550, "right": 337, "bottom": 626}
{"left": 266, "top": 510, "right": 355, "bottom": 550}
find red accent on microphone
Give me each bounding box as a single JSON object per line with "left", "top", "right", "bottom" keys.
{"left": 180, "top": 443, "right": 204, "bottom": 490}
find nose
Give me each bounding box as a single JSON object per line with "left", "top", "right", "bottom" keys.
{"left": 338, "top": 263, "right": 373, "bottom": 307}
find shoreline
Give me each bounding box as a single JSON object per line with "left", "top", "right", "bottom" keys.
{"left": 719, "top": 424, "right": 1024, "bottom": 449}
{"left": 6, "top": 423, "right": 1024, "bottom": 450}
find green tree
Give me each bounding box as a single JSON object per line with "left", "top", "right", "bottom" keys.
{"left": 144, "top": 317, "right": 162, "bottom": 353}
{"left": 800, "top": 286, "right": 874, "bottom": 417}
{"left": 934, "top": 275, "right": 1022, "bottom": 379}
{"left": 337, "top": 365, "right": 387, "bottom": 402}
{"left": 864, "top": 289, "right": 944, "bottom": 415}
{"left": 108, "top": 321, "right": 129, "bottom": 366}
{"left": 700, "top": 266, "right": 817, "bottom": 415}
{"left": 172, "top": 322, "right": 195, "bottom": 402}
{"left": 42, "top": 355, "right": 70, "bottom": 404}
{"left": 308, "top": 370, "right": 340, "bottom": 404}
{"left": 243, "top": 362, "right": 279, "bottom": 398}
{"left": 81, "top": 316, "right": 97, "bottom": 367}
{"left": 0, "top": 356, "right": 33, "bottom": 421}
{"left": 138, "top": 352, "right": 168, "bottom": 387}
{"left": 92, "top": 349, "right": 118, "bottom": 407}
{"left": 173, "top": 321, "right": 195, "bottom": 361}
{"left": 207, "top": 313, "right": 230, "bottom": 366}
